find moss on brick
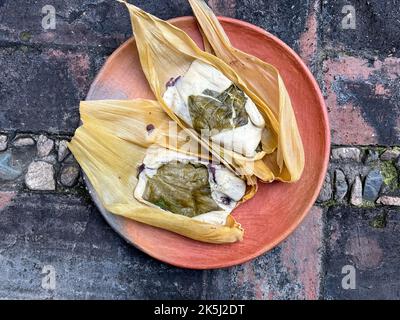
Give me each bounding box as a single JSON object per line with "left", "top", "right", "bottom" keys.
{"left": 370, "top": 213, "right": 387, "bottom": 229}
{"left": 19, "top": 31, "right": 32, "bottom": 42}
{"left": 322, "top": 199, "right": 337, "bottom": 207}
{"left": 361, "top": 146, "right": 385, "bottom": 154}
{"left": 381, "top": 161, "right": 398, "bottom": 190}
{"left": 361, "top": 200, "right": 376, "bottom": 208}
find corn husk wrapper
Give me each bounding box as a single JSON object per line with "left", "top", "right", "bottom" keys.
{"left": 69, "top": 99, "right": 252, "bottom": 243}
{"left": 120, "top": 1, "right": 282, "bottom": 182}
{"left": 188, "top": 0, "right": 305, "bottom": 182}
{"left": 79, "top": 99, "right": 257, "bottom": 195}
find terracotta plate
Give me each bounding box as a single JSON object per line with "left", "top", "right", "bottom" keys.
{"left": 85, "top": 17, "right": 330, "bottom": 269}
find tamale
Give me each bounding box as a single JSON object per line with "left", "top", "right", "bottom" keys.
{"left": 118, "top": 1, "right": 280, "bottom": 181}
{"left": 69, "top": 99, "right": 254, "bottom": 243}
{"left": 163, "top": 59, "right": 265, "bottom": 158}
{"left": 188, "top": 0, "right": 305, "bottom": 182}
{"left": 135, "top": 147, "right": 247, "bottom": 225}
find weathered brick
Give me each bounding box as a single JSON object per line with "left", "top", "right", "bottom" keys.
{"left": 0, "top": 0, "right": 196, "bottom": 48}
{"left": 322, "top": 0, "right": 400, "bottom": 57}
{"left": 235, "top": 0, "right": 309, "bottom": 52}
{"left": 0, "top": 0, "right": 316, "bottom": 53}
{"left": 0, "top": 192, "right": 205, "bottom": 299}
{"left": 0, "top": 47, "right": 101, "bottom": 134}
{"left": 323, "top": 55, "right": 400, "bottom": 145}
{"left": 205, "top": 207, "right": 324, "bottom": 300}
{"left": 208, "top": 0, "right": 236, "bottom": 17}
{"left": 323, "top": 206, "right": 400, "bottom": 299}
{"left": 0, "top": 191, "right": 16, "bottom": 211}
{"left": 298, "top": 0, "right": 320, "bottom": 68}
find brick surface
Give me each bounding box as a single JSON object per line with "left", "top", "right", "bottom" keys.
{"left": 235, "top": 0, "right": 310, "bottom": 52}
{"left": 205, "top": 207, "right": 324, "bottom": 300}
{"left": 298, "top": 0, "right": 320, "bottom": 68}
{"left": 321, "top": 1, "right": 400, "bottom": 146}
{"left": 208, "top": 0, "right": 237, "bottom": 17}
{"left": 322, "top": 0, "right": 400, "bottom": 57}
{"left": 0, "top": 192, "right": 205, "bottom": 299}
{"left": 323, "top": 54, "right": 400, "bottom": 145}
{"left": 0, "top": 192, "right": 325, "bottom": 299}
{"left": 324, "top": 206, "right": 400, "bottom": 299}
{"left": 0, "top": 47, "right": 103, "bottom": 134}
{"left": 0, "top": 0, "right": 194, "bottom": 48}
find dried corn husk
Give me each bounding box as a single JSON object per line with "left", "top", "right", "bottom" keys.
{"left": 119, "top": 1, "right": 282, "bottom": 182}
{"left": 69, "top": 99, "right": 252, "bottom": 243}
{"left": 79, "top": 99, "right": 257, "bottom": 194}
{"left": 188, "top": 0, "right": 305, "bottom": 182}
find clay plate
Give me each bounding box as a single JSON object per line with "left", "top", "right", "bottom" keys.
{"left": 85, "top": 16, "right": 330, "bottom": 269}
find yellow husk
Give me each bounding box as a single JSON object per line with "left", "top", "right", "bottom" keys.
{"left": 188, "top": 0, "right": 305, "bottom": 182}
{"left": 119, "top": 1, "right": 283, "bottom": 182}
{"left": 69, "top": 99, "right": 250, "bottom": 243}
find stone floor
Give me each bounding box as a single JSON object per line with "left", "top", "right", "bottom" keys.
{"left": 0, "top": 0, "right": 399, "bottom": 299}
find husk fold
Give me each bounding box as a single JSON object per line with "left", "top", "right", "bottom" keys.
{"left": 188, "top": 0, "right": 305, "bottom": 182}
{"left": 69, "top": 99, "right": 247, "bottom": 243}
{"left": 120, "top": 1, "right": 284, "bottom": 182}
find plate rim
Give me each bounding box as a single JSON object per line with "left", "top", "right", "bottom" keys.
{"left": 84, "top": 16, "right": 331, "bottom": 270}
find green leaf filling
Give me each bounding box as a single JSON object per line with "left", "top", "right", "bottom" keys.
{"left": 143, "top": 162, "right": 221, "bottom": 217}
{"left": 188, "top": 84, "right": 249, "bottom": 133}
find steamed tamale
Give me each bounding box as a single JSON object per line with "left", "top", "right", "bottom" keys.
{"left": 69, "top": 99, "right": 252, "bottom": 243}
{"left": 188, "top": 0, "right": 305, "bottom": 182}
{"left": 119, "top": 1, "right": 280, "bottom": 181}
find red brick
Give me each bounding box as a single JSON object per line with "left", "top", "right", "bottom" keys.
{"left": 235, "top": 0, "right": 310, "bottom": 52}
{"left": 278, "top": 206, "right": 324, "bottom": 300}
{"left": 322, "top": 0, "right": 400, "bottom": 57}
{"left": 0, "top": 47, "right": 98, "bottom": 134}
{"left": 323, "top": 55, "right": 400, "bottom": 145}
{"left": 206, "top": 207, "right": 324, "bottom": 300}
{"left": 324, "top": 206, "right": 400, "bottom": 299}
{"left": 0, "top": 192, "right": 205, "bottom": 299}
{"left": 208, "top": 0, "right": 237, "bottom": 17}
{"left": 0, "top": 191, "right": 16, "bottom": 211}
{"left": 0, "top": 0, "right": 200, "bottom": 48}
{"left": 299, "top": 0, "right": 320, "bottom": 67}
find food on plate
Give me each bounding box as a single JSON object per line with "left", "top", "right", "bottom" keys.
{"left": 68, "top": 1, "right": 306, "bottom": 244}
{"left": 135, "top": 147, "right": 246, "bottom": 225}
{"left": 163, "top": 59, "right": 265, "bottom": 157}
{"left": 188, "top": 0, "right": 305, "bottom": 182}
{"left": 69, "top": 99, "right": 250, "bottom": 243}
{"left": 120, "top": 0, "right": 304, "bottom": 183}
